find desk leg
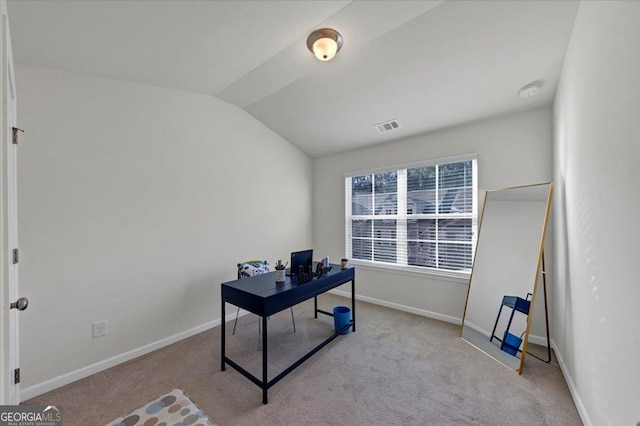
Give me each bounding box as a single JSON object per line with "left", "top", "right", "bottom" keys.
{"left": 314, "top": 296, "right": 318, "bottom": 319}
{"left": 490, "top": 305, "right": 504, "bottom": 342}
{"left": 352, "top": 278, "right": 356, "bottom": 332}
{"left": 221, "top": 298, "right": 226, "bottom": 371}
{"left": 499, "top": 308, "right": 518, "bottom": 351}
{"left": 262, "top": 315, "right": 268, "bottom": 404}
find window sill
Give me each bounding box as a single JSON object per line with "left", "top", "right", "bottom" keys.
{"left": 348, "top": 259, "right": 471, "bottom": 284}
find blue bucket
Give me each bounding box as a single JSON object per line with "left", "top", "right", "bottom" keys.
{"left": 333, "top": 306, "right": 351, "bottom": 335}
{"left": 502, "top": 332, "right": 523, "bottom": 356}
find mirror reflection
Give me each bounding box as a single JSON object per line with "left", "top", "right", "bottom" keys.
{"left": 460, "top": 183, "right": 553, "bottom": 373}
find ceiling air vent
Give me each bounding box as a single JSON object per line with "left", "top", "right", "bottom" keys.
{"left": 375, "top": 119, "right": 400, "bottom": 133}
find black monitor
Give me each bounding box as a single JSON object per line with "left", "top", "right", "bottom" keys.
{"left": 286, "top": 249, "right": 313, "bottom": 276}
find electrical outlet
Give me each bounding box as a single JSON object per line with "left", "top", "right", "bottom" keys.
{"left": 92, "top": 320, "right": 107, "bottom": 338}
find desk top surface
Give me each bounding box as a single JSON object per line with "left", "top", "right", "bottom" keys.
{"left": 221, "top": 264, "right": 354, "bottom": 299}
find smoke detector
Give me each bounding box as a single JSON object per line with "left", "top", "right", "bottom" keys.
{"left": 519, "top": 81, "right": 543, "bottom": 98}
{"left": 375, "top": 119, "right": 400, "bottom": 133}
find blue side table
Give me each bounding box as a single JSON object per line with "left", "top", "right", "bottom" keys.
{"left": 490, "top": 294, "right": 531, "bottom": 355}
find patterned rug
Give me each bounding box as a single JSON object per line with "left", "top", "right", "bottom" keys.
{"left": 106, "top": 388, "right": 216, "bottom": 426}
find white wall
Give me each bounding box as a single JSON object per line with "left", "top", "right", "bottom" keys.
{"left": 15, "top": 65, "right": 312, "bottom": 397}
{"left": 552, "top": 2, "right": 640, "bottom": 425}
{"left": 313, "top": 108, "right": 553, "bottom": 326}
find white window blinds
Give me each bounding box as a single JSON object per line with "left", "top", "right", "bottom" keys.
{"left": 345, "top": 155, "right": 477, "bottom": 276}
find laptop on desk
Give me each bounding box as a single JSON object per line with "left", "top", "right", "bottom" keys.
{"left": 285, "top": 249, "right": 313, "bottom": 276}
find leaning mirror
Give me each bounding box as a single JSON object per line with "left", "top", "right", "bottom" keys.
{"left": 460, "top": 183, "right": 553, "bottom": 374}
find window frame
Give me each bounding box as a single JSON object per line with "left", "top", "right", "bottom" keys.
{"left": 345, "top": 154, "right": 478, "bottom": 282}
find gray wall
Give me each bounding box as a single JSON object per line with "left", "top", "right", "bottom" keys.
{"left": 16, "top": 65, "right": 313, "bottom": 397}
{"left": 313, "top": 108, "right": 553, "bottom": 326}
{"left": 552, "top": 1, "right": 640, "bottom": 424}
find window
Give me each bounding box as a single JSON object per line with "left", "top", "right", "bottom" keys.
{"left": 345, "top": 155, "right": 477, "bottom": 278}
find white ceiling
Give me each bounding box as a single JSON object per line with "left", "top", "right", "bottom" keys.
{"left": 7, "top": 0, "right": 579, "bottom": 158}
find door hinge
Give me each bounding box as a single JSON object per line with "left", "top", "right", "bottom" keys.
{"left": 14, "top": 368, "right": 20, "bottom": 384}
{"left": 12, "top": 127, "right": 24, "bottom": 145}
{"left": 12, "top": 248, "right": 18, "bottom": 264}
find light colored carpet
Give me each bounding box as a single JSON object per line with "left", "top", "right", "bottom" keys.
{"left": 25, "top": 294, "right": 581, "bottom": 425}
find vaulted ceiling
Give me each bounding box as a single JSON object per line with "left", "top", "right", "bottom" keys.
{"left": 7, "top": 0, "right": 579, "bottom": 157}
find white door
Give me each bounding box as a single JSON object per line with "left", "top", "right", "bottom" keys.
{"left": 1, "top": 0, "right": 22, "bottom": 405}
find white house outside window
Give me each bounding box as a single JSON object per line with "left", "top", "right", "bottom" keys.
{"left": 345, "top": 155, "right": 478, "bottom": 279}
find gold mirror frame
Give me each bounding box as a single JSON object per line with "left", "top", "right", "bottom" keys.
{"left": 460, "top": 182, "right": 553, "bottom": 374}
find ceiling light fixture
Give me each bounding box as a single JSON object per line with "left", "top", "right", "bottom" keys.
{"left": 306, "top": 28, "right": 343, "bottom": 61}
{"left": 519, "top": 81, "right": 543, "bottom": 98}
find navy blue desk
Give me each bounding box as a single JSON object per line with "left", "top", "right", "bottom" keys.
{"left": 221, "top": 264, "right": 355, "bottom": 404}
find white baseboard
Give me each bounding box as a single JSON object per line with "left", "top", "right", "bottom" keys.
{"left": 328, "top": 289, "right": 461, "bottom": 325}
{"left": 24, "top": 292, "right": 465, "bottom": 401}
{"left": 20, "top": 310, "right": 248, "bottom": 401}
{"left": 526, "top": 333, "right": 548, "bottom": 347}
{"left": 550, "top": 339, "right": 592, "bottom": 426}
{"left": 332, "top": 289, "right": 589, "bottom": 424}
{"left": 22, "top": 293, "right": 591, "bottom": 426}
{"left": 330, "top": 289, "right": 549, "bottom": 346}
